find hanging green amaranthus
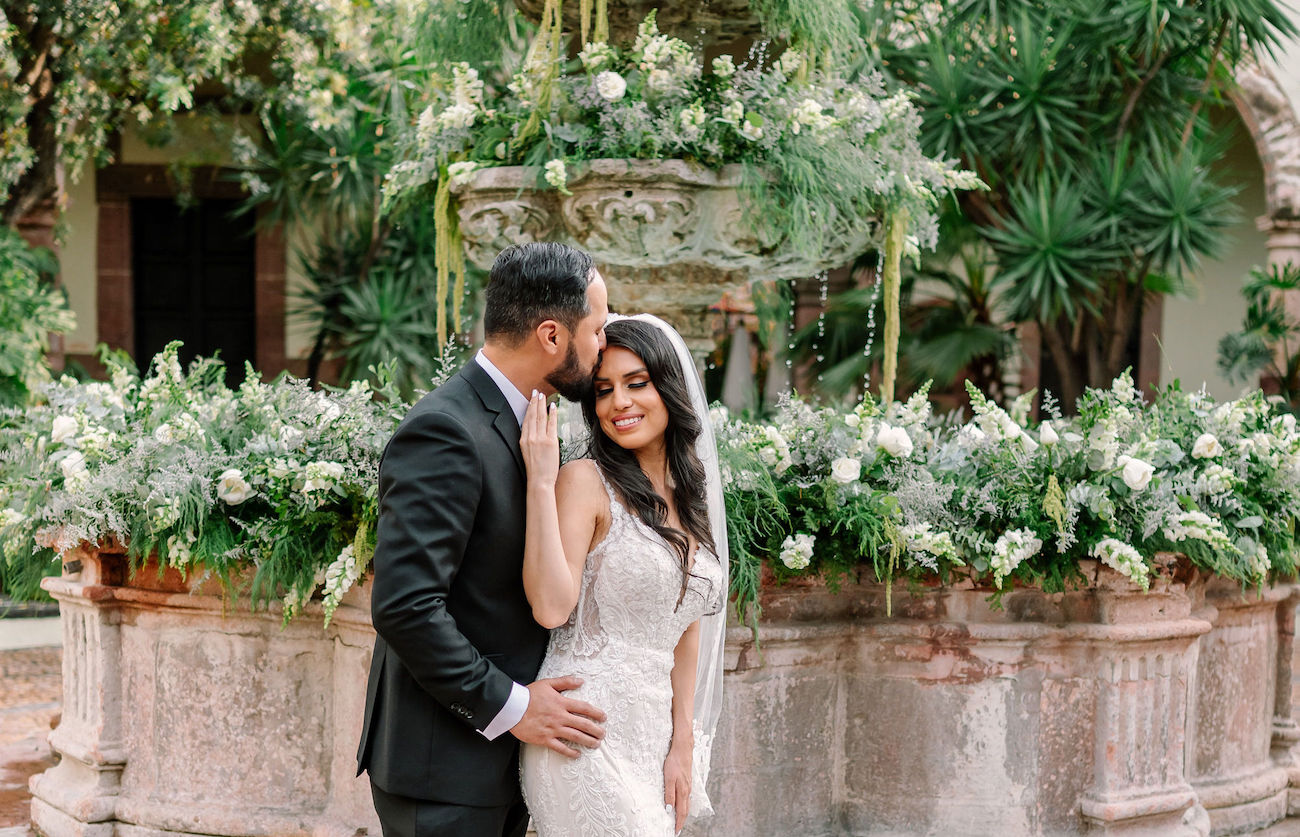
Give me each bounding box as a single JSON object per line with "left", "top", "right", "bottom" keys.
{"left": 879, "top": 208, "right": 908, "bottom": 404}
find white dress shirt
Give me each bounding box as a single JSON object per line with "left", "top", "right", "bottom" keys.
{"left": 473, "top": 350, "right": 532, "bottom": 741}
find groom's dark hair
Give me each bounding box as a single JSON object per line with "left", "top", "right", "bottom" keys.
{"left": 484, "top": 243, "right": 595, "bottom": 344}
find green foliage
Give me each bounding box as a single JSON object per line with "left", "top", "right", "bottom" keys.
{"left": 1, "top": 0, "right": 387, "bottom": 226}
{"left": 1219, "top": 263, "right": 1300, "bottom": 409}
{"left": 0, "top": 228, "right": 74, "bottom": 407}
{"left": 873, "top": 0, "right": 1294, "bottom": 403}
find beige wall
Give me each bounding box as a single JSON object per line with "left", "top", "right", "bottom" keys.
{"left": 61, "top": 162, "right": 98, "bottom": 356}
{"left": 1157, "top": 112, "right": 1269, "bottom": 400}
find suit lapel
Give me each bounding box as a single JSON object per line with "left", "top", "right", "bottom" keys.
{"left": 461, "top": 361, "right": 527, "bottom": 478}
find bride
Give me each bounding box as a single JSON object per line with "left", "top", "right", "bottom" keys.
{"left": 517, "top": 315, "right": 728, "bottom": 836}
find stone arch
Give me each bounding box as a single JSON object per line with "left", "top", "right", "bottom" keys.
{"left": 1233, "top": 63, "right": 1300, "bottom": 221}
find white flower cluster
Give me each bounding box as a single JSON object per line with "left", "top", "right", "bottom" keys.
{"left": 779, "top": 533, "right": 815, "bottom": 570}
{"left": 544, "top": 159, "right": 568, "bottom": 191}
{"left": 1091, "top": 538, "right": 1149, "bottom": 589}
{"left": 990, "top": 528, "right": 1043, "bottom": 589}
{"left": 759, "top": 425, "right": 793, "bottom": 475}
{"left": 1162, "top": 510, "right": 1233, "bottom": 551}
{"left": 321, "top": 543, "right": 365, "bottom": 626}
{"left": 303, "top": 460, "right": 346, "bottom": 501}
{"left": 900, "top": 523, "right": 959, "bottom": 569}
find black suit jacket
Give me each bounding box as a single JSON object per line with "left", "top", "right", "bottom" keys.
{"left": 357, "top": 360, "right": 549, "bottom": 806}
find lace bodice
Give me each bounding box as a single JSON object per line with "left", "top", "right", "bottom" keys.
{"left": 521, "top": 465, "right": 725, "bottom": 836}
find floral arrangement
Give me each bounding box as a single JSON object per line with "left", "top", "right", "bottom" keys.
{"left": 381, "top": 10, "right": 979, "bottom": 351}
{"left": 4, "top": 344, "right": 1295, "bottom": 627}
{"left": 0, "top": 344, "right": 411, "bottom": 625}
{"left": 717, "top": 372, "right": 1300, "bottom": 616}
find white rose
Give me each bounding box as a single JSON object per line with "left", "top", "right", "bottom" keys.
{"left": 60, "top": 451, "right": 88, "bottom": 481}
{"left": 1040, "top": 421, "right": 1059, "bottom": 446}
{"left": 216, "top": 469, "right": 253, "bottom": 505}
{"left": 876, "top": 424, "right": 913, "bottom": 458}
{"left": 594, "top": 70, "right": 627, "bottom": 102}
{"left": 1192, "top": 433, "right": 1222, "bottom": 459}
{"left": 51, "top": 415, "right": 78, "bottom": 445}
{"left": 153, "top": 423, "right": 175, "bottom": 444}
{"left": 844, "top": 413, "right": 860, "bottom": 429}
{"left": 830, "top": 457, "right": 860, "bottom": 485}
{"left": 1117, "top": 455, "right": 1155, "bottom": 491}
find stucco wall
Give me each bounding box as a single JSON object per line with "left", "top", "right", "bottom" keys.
{"left": 61, "top": 163, "right": 98, "bottom": 357}
{"left": 1157, "top": 111, "right": 1269, "bottom": 400}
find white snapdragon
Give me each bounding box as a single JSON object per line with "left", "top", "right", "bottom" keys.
{"left": 216, "top": 469, "right": 253, "bottom": 505}
{"left": 1091, "top": 538, "right": 1149, "bottom": 589}
{"left": 739, "top": 116, "right": 764, "bottom": 141}
{"left": 1196, "top": 464, "right": 1235, "bottom": 498}
{"left": 578, "top": 41, "right": 617, "bottom": 71}
{"left": 595, "top": 70, "right": 627, "bottom": 102}
{"left": 779, "top": 533, "right": 815, "bottom": 570}
{"left": 761, "top": 425, "right": 793, "bottom": 474}
{"left": 437, "top": 102, "right": 478, "bottom": 131}
{"left": 1116, "top": 455, "right": 1155, "bottom": 491}
{"left": 165, "top": 530, "right": 194, "bottom": 569}
{"left": 1192, "top": 433, "right": 1222, "bottom": 459}
{"left": 679, "top": 102, "right": 707, "bottom": 141}
{"left": 646, "top": 68, "right": 674, "bottom": 91}
{"left": 0, "top": 508, "right": 26, "bottom": 529}
{"left": 776, "top": 49, "right": 804, "bottom": 77}
{"left": 721, "top": 101, "right": 744, "bottom": 124}
{"left": 1040, "top": 421, "right": 1059, "bottom": 446}
{"left": 711, "top": 54, "right": 736, "bottom": 78}
{"left": 1163, "top": 511, "right": 1233, "bottom": 551}
{"left": 1238, "top": 537, "right": 1271, "bottom": 579}
{"left": 544, "top": 159, "right": 568, "bottom": 191}
{"left": 321, "top": 544, "right": 362, "bottom": 626}
{"left": 876, "top": 424, "right": 913, "bottom": 458}
{"left": 1111, "top": 371, "right": 1136, "bottom": 403}
{"left": 450, "top": 62, "right": 484, "bottom": 108}
{"left": 829, "top": 457, "right": 861, "bottom": 485}
{"left": 793, "top": 98, "right": 834, "bottom": 133}
{"left": 50, "top": 415, "right": 78, "bottom": 445}
{"left": 900, "top": 523, "right": 959, "bottom": 564}
{"left": 446, "top": 161, "right": 479, "bottom": 188}
{"left": 990, "top": 529, "right": 1043, "bottom": 589}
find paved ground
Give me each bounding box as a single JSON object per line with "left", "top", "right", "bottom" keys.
{"left": 0, "top": 633, "right": 60, "bottom": 832}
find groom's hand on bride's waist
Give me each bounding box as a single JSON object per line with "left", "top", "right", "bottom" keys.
{"left": 510, "top": 676, "right": 606, "bottom": 757}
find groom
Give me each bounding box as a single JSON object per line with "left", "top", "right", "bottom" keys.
{"left": 358, "top": 242, "right": 610, "bottom": 837}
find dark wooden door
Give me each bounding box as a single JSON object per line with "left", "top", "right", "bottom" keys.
{"left": 132, "top": 198, "right": 255, "bottom": 386}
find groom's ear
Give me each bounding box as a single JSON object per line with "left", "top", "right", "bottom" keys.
{"left": 535, "top": 319, "right": 563, "bottom": 357}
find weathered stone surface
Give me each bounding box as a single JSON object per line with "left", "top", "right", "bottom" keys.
{"left": 1190, "top": 579, "right": 1296, "bottom": 836}
{"left": 453, "top": 160, "right": 876, "bottom": 359}
{"left": 30, "top": 548, "right": 1300, "bottom": 837}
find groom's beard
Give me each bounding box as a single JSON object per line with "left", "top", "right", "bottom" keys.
{"left": 546, "top": 342, "right": 595, "bottom": 402}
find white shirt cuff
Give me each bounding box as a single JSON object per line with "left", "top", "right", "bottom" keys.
{"left": 479, "top": 681, "right": 530, "bottom": 741}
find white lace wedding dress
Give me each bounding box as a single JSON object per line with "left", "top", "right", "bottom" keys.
{"left": 520, "top": 469, "right": 725, "bottom": 837}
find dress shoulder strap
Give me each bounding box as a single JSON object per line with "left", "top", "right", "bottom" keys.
{"left": 591, "top": 463, "right": 628, "bottom": 520}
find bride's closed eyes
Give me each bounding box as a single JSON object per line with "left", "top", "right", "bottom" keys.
{"left": 594, "top": 380, "right": 649, "bottom": 398}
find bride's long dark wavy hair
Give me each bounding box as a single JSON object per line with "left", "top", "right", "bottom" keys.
{"left": 581, "top": 319, "right": 716, "bottom": 609}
